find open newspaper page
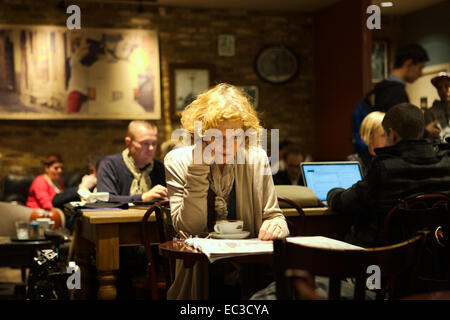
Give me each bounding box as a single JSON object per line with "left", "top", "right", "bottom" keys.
{"left": 184, "top": 238, "right": 273, "bottom": 263}
{"left": 184, "top": 236, "right": 363, "bottom": 263}
{"left": 286, "top": 236, "right": 364, "bottom": 250}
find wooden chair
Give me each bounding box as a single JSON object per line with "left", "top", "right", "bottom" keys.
{"left": 277, "top": 196, "right": 305, "bottom": 236}
{"left": 138, "top": 200, "right": 173, "bottom": 299}
{"left": 384, "top": 193, "right": 450, "bottom": 245}
{"left": 273, "top": 232, "right": 428, "bottom": 300}
{"left": 383, "top": 193, "right": 450, "bottom": 293}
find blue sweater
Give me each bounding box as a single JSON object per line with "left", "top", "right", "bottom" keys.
{"left": 96, "top": 153, "right": 166, "bottom": 203}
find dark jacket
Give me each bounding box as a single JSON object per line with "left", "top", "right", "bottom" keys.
{"left": 97, "top": 153, "right": 166, "bottom": 203}
{"left": 327, "top": 140, "right": 450, "bottom": 247}
{"left": 346, "top": 148, "right": 373, "bottom": 177}
{"left": 272, "top": 170, "right": 304, "bottom": 186}
{"left": 374, "top": 80, "right": 409, "bottom": 112}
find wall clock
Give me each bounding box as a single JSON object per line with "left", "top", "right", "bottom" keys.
{"left": 254, "top": 45, "right": 299, "bottom": 84}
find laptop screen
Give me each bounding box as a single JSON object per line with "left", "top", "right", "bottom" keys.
{"left": 301, "top": 162, "right": 363, "bottom": 202}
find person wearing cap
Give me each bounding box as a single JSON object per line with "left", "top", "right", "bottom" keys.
{"left": 424, "top": 72, "right": 450, "bottom": 141}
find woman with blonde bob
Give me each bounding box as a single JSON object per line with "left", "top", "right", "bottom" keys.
{"left": 164, "top": 83, "right": 289, "bottom": 300}
{"left": 347, "top": 111, "right": 387, "bottom": 175}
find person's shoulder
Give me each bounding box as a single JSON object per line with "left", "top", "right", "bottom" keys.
{"left": 247, "top": 146, "right": 268, "bottom": 160}
{"left": 31, "top": 174, "right": 47, "bottom": 185}
{"left": 374, "top": 79, "right": 405, "bottom": 90}
{"left": 99, "top": 153, "right": 122, "bottom": 166}
{"left": 164, "top": 145, "right": 194, "bottom": 165}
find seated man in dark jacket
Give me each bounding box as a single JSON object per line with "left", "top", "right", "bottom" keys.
{"left": 327, "top": 103, "right": 450, "bottom": 247}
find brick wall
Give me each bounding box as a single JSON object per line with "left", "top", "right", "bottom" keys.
{"left": 0, "top": 1, "right": 314, "bottom": 178}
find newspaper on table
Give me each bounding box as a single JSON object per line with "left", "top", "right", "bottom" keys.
{"left": 286, "top": 236, "right": 364, "bottom": 250}
{"left": 184, "top": 236, "right": 363, "bottom": 263}
{"left": 184, "top": 238, "right": 273, "bottom": 263}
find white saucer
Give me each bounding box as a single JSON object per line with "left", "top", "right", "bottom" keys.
{"left": 210, "top": 231, "right": 250, "bottom": 239}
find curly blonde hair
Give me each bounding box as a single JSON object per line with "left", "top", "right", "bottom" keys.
{"left": 180, "top": 83, "right": 262, "bottom": 146}
{"left": 360, "top": 111, "right": 385, "bottom": 146}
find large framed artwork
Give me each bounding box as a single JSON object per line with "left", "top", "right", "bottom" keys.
{"left": 170, "top": 63, "right": 212, "bottom": 119}
{"left": 0, "top": 25, "right": 161, "bottom": 119}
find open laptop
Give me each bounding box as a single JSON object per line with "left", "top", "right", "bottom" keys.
{"left": 301, "top": 161, "right": 363, "bottom": 206}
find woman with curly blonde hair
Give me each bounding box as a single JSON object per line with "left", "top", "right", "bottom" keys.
{"left": 164, "top": 83, "right": 289, "bottom": 300}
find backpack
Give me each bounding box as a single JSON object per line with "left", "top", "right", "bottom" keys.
{"left": 351, "top": 90, "right": 377, "bottom": 153}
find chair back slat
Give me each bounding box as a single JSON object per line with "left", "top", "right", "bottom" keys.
{"left": 278, "top": 197, "right": 305, "bottom": 235}
{"left": 328, "top": 278, "right": 341, "bottom": 300}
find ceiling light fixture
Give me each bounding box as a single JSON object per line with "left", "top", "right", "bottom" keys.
{"left": 381, "top": 2, "right": 393, "bottom": 7}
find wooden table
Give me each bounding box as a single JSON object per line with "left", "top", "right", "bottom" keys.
{"left": 73, "top": 205, "right": 342, "bottom": 300}
{"left": 73, "top": 207, "right": 159, "bottom": 300}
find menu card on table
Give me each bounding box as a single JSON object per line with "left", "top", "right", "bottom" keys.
{"left": 184, "top": 236, "right": 363, "bottom": 263}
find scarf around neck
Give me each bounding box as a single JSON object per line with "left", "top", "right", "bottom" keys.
{"left": 122, "top": 148, "right": 154, "bottom": 196}
{"left": 207, "top": 163, "right": 235, "bottom": 221}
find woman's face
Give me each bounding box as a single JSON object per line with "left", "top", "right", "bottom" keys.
{"left": 210, "top": 119, "right": 244, "bottom": 164}
{"left": 369, "top": 127, "right": 387, "bottom": 155}
{"left": 45, "top": 162, "right": 64, "bottom": 182}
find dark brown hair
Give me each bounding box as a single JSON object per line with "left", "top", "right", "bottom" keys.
{"left": 382, "top": 103, "right": 424, "bottom": 140}
{"left": 43, "top": 154, "right": 63, "bottom": 167}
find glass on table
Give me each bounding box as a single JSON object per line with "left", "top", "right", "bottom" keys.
{"left": 15, "top": 221, "right": 29, "bottom": 240}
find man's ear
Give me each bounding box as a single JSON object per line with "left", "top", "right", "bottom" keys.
{"left": 125, "top": 136, "right": 132, "bottom": 148}
{"left": 403, "top": 58, "right": 414, "bottom": 69}
{"left": 390, "top": 128, "right": 402, "bottom": 145}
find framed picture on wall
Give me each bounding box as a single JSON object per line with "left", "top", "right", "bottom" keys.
{"left": 0, "top": 24, "right": 161, "bottom": 119}
{"left": 372, "top": 41, "right": 388, "bottom": 83}
{"left": 237, "top": 85, "right": 259, "bottom": 108}
{"left": 170, "top": 63, "right": 213, "bottom": 118}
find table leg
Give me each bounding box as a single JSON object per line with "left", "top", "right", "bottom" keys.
{"left": 96, "top": 224, "right": 119, "bottom": 300}
{"left": 73, "top": 219, "right": 96, "bottom": 300}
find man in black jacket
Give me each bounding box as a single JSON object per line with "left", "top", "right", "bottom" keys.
{"left": 327, "top": 103, "right": 450, "bottom": 247}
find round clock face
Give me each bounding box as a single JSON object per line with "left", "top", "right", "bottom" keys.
{"left": 255, "top": 46, "right": 299, "bottom": 84}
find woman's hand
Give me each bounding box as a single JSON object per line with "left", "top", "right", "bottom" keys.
{"left": 258, "top": 219, "right": 284, "bottom": 240}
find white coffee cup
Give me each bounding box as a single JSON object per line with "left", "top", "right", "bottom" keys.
{"left": 214, "top": 220, "right": 244, "bottom": 234}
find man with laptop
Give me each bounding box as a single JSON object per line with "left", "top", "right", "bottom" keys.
{"left": 326, "top": 103, "right": 450, "bottom": 247}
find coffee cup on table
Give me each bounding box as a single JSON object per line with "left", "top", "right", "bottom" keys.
{"left": 214, "top": 220, "right": 244, "bottom": 234}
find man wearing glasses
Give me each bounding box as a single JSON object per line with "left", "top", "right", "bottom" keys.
{"left": 272, "top": 146, "right": 305, "bottom": 186}
{"left": 97, "top": 120, "right": 168, "bottom": 203}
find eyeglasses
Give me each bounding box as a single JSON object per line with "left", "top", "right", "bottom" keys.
{"left": 132, "top": 140, "right": 157, "bottom": 149}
